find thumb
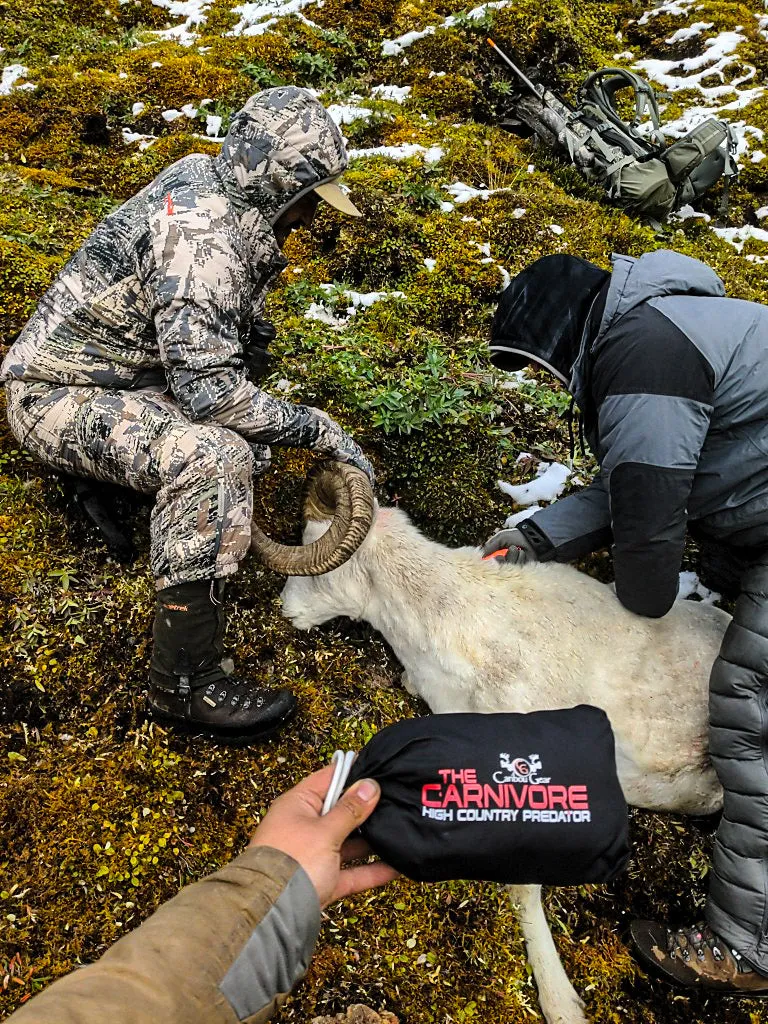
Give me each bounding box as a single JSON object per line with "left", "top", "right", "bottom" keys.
{"left": 323, "top": 778, "right": 381, "bottom": 847}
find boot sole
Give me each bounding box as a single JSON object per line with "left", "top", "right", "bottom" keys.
{"left": 146, "top": 701, "right": 297, "bottom": 747}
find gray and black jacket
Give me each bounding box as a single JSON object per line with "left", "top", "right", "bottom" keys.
{"left": 490, "top": 249, "right": 768, "bottom": 618}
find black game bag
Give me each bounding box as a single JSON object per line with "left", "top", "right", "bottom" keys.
{"left": 346, "top": 706, "right": 629, "bottom": 885}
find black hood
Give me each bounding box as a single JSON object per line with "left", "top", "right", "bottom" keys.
{"left": 489, "top": 255, "right": 610, "bottom": 386}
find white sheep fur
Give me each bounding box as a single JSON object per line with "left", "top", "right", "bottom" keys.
{"left": 281, "top": 504, "right": 730, "bottom": 1024}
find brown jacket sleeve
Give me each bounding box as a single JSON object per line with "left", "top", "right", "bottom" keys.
{"left": 7, "top": 846, "right": 321, "bottom": 1024}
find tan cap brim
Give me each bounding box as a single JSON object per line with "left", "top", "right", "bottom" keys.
{"left": 315, "top": 180, "right": 363, "bottom": 217}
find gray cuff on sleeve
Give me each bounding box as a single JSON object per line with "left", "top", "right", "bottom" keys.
{"left": 219, "top": 864, "right": 321, "bottom": 1021}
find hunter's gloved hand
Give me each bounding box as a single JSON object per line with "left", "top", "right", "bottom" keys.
{"left": 310, "top": 408, "right": 375, "bottom": 485}
{"left": 482, "top": 527, "right": 539, "bottom": 565}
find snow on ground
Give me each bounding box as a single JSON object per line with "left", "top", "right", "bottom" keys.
{"left": 712, "top": 224, "right": 768, "bottom": 251}
{"left": 304, "top": 287, "right": 405, "bottom": 328}
{"left": 381, "top": 1, "right": 510, "bottom": 56}
{"left": 635, "top": 30, "right": 761, "bottom": 105}
{"left": 665, "top": 22, "right": 713, "bottom": 44}
{"left": 229, "top": 0, "right": 318, "bottom": 36}
{"left": 0, "top": 65, "right": 35, "bottom": 95}
{"left": 503, "top": 505, "right": 542, "bottom": 528}
{"left": 122, "top": 129, "right": 158, "bottom": 150}
{"left": 370, "top": 84, "right": 411, "bottom": 103}
{"left": 347, "top": 143, "right": 444, "bottom": 163}
{"left": 638, "top": 0, "right": 697, "bottom": 26}
{"left": 497, "top": 461, "right": 572, "bottom": 506}
{"left": 150, "top": 0, "right": 211, "bottom": 45}
{"left": 442, "top": 181, "right": 510, "bottom": 203}
{"left": 677, "top": 571, "right": 720, "bottom": 605}
{"left": 326, "top": 102, "right": 374, "bottom": 125}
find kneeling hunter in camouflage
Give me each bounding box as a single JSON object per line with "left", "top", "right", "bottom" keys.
{"left": 1, "top": 86, "right": 375, "bottom": 745}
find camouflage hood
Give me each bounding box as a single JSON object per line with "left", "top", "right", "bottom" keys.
{"left": 214, "top": 87, "right": 349, "bottom": 225}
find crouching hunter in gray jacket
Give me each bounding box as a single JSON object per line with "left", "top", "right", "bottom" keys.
{"left": 2, "top": 87, "right": 373, "bottom": 745}
{"left": 483, "top": 249, "right": 768, "bottom": 993}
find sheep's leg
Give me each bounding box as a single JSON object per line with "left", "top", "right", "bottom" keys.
{"left": 506, "top": 884, "right": 588, "bottom": 1024}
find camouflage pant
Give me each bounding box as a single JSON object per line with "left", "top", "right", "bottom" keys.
{"left": 5, "top": 381, "right": 268, "bottom": 590}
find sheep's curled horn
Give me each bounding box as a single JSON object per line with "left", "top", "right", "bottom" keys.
{"left": 250, "top": 462, "right": 374, "bottom": 576}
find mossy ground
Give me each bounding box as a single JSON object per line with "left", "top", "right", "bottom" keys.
{"left": 2, "top": 0, "right": 768, "bottom": 1021}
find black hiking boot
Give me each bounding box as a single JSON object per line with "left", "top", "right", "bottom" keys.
{"left": 148, "top": 580, "right": 296, "bottom": 745}
{"left": 631, "top": 920, "right": 768, "bottom": 995}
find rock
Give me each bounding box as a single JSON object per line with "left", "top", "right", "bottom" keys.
{"left": 310, "top": 1004, "right": 399, "bottom": 1024}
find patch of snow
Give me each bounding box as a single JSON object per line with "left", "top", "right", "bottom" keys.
{"left": 0, "top": 64, "right": 35, "bottom": 95}
{"left": 162, "top": 108, "right": 185, "bottom": 121}
{"left": 131, "top": 101, "right": 146, "bottom": 116}
{"left": 304, "top": 287, "right": 406, "bottom": 328}
{"left": 756, "top": 206, "right": 768, "bottom": 220}
{"left": 527, "top": 163, "right": 535, "bottom": 173}
{"left": 326, "top": 103, "right": 373, "bottom": 125}
{"left": 150, "top": 0, "right": 211, "bottom": 45}
{"left": 503, "top": 505, "right": 542, "bottom": 528}
{"left": 677, "top": 570, "right": 720, "bottom": 604}
{"left": 634, "top": 30, "right": 762, "bottom": 109}
{"left": 206, "top": 113, "right": 223, "bottom": 137}
{"left": 638, "top": 0, "right": 697, "bottom": 26}
{"left": 370, "top": 84, "right": 411, "bottom": 103}
{"left": 549, "top": 224, "right": 564, "bottom": 235}
{"left": 512, "top": 207, "right": 526, "bottom": 218}
{"left": 498, "top": 370, "right": 529, "bottom": 390}
{"left": 381, "top": 0, "right": 510, "bottom": 55}
{"left": 670, "top": 204, "right": 711, "bottom": 222}
{"left": 497, "top": 461, "right": 571, "bottom": 506}
{"left": 665, "top": 22, "right": 713, "bottom": 44}
{"left": 122, "top": 128, "right": 158, "bottom": 150}
{"left": 439, "top": 201, "right": 455, "bottom": 212}
{"left": 613, "top": 50, "right": 634, "bottom": 59}
{"left": 751, "top": 149, "right": 765, "bottom": 162}
{"left": 443, "top": 181, "right": 511, "bottom": 203}
{"left": 424, "top": 258, "right": 437, "bottom": 271}
{"left": 496, "top": 265, "right": 511, "bottom": 290}
{"left": 180, "top": 102, "right": 199, "bottom": 118}
{"left": 348, "top": 143, "right": 443, "bottom": 163}
{"left": 712, "top": 224, "right": 768, "bottom": 252}
{"left": 229, "top": 0, "right": 317, "bottom": 36}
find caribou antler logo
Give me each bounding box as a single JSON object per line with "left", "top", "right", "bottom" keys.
{"left": 493, "top": 752, "right": 551, "bottom": 784}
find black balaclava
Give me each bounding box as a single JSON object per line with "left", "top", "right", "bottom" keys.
{"left": 489, "top": 255, "right": 610, "bottom": 386}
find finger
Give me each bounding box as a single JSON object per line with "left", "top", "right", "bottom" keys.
{"left": 322, "top": 778, "right": 380, "bottom": 846}
{"left": 340, "top": 836, "right": 373, "bottom": 864}
{"left": 328, "top": 861, "right": 401, "bottom": 905}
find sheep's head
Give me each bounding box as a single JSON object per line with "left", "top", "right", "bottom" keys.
{"left": 250, "top": 461, "right": 374, "bottom": 577}
{"left": 279, "top": 492, "right": 376, "bottom": 630}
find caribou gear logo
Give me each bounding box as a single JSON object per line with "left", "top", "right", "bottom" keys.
{"left": 494, "top": 752, "right": 551, "bottom": 784}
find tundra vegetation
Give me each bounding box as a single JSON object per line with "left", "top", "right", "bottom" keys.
{"left": 1, "top": 0, "right": 767, "bottom": 1021}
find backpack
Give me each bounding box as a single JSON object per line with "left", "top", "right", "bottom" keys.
{"left": 492, "top": 47, "right": 738, "bottom": 220}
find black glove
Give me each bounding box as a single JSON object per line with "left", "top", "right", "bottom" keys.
{"left": 482, "top": 527, "right": 539, "bottom": 565}
{"left": 242, "top": 317, "right": 276, "bottom": 382}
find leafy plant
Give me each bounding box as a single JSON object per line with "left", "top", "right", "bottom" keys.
{"left": 292, "top": 50, "right": 336, "bottom": 85}
{"left": 241, "top": 60, "right": 283, "bottom": 89}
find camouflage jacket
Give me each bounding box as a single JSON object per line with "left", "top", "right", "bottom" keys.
{"left": 2, "top": 88, "right": 349, "bottom": 450}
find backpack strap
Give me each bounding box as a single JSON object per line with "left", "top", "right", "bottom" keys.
{"left": 579, "top": 67, "right": 664, "bottom": 148}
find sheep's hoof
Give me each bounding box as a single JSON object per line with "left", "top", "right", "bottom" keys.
{"left": 401, "top": 670, "right": 417, "bottom": 696}
{"left": 539, "top": 991, "right": 588, "bottom": 1024}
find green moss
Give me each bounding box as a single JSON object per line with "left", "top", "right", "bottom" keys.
{"left": 4, "top": 1, "right": 768, "bottom": 1022}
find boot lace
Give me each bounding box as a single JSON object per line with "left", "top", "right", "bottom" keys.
{"left": 668, "top": 923, "right": 725, "bottom": 964}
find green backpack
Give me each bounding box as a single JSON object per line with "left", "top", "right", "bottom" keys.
{"left": 491, "top": 44, "right": 738, "bottom": 220}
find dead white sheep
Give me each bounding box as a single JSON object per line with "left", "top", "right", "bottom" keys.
{"left": 281, "top": 499, "right": 729, "bottom": 1024}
